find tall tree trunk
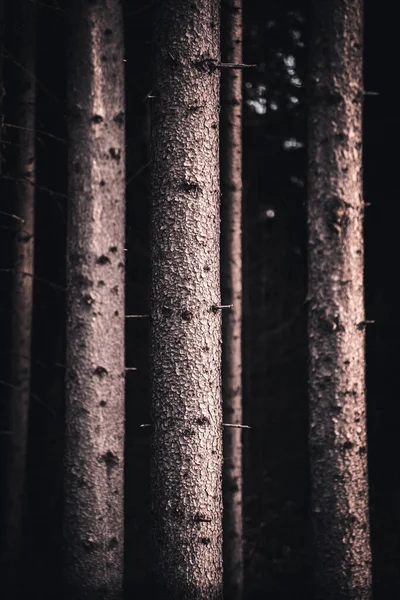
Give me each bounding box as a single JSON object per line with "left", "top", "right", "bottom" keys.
{"left": 3, "top": 1, "right": 36, "bottom": 596}
{"left": 220, "top": 2, "right": 243, "bottom": 599}
{"left": 150, "top": 2, "right": 223, "bottom": 599}
{"left": 307, "top": 1, "right": 372, "bottom": 597}
{"left": 64, "top": 2, "right": 125, "bottom": 598}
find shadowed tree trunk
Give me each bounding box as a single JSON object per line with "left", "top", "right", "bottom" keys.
{"left": 308, "top": 1, "right": 372, "bottom": 597}
{"left": 150, "top": 1, "right": 223, "bottom": 599}
{"left": 3, "top": 1, "right": 36, "bottom": 596}
{"left": 0, "top": 0, "right": 3, "bottom": 177}
{"left": 220, "top": 1, "right": 243, "bottom": 599}
{"left": 64, "top": 1, "right": 125, "bottom": 598}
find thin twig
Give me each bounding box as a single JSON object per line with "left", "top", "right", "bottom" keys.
{"left": 2, "top": 174, "right": 67, "bottom": 199}
{"left": 215, "top": 62, "right": 257, "bottom": 69}
{"left": 223, "top": 423, "right": 251, "bottom": 429}
{"left": 126, "top": 314, "right": 149, "bottom": 319}
{"left": 212, "top": 304, "right": 233, "bottom": 312}
{"left": 28, "top": 0, "right": 65, "bottom": 11}
{"left": 126, "top": 161, "right": 151, "bottom": 186}
{"left": 0, "top": 268, "right": 65, "bottom": 291}
{"left": 4, "top": 122, "right": 66, "bottom": 144}
{"left": 3, "top": 48, "right": 62, "bottom": 104}
{"left": 0, "top": 210, "right": 25, "bottom": 223}
{"left": 0, "top": 380, "right": 55, "bottom": 417}
{"left": 125, "top": 367, "right": 138, "bottom": 371}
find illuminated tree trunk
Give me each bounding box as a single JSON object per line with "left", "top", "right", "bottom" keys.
{"left": 64, "top": 2, "right": 125, "bottom": 598}
{"left": 220, "top": 2, "right": 243, "bottom": 599}
{"left": 308, "top": 1, "right": 372, "bottom": 597}
{"left": 150, "top": 1, "right": 223, "bottom": 598}
{"left": 3, "top": 2, "right": 36, "bottom": 596}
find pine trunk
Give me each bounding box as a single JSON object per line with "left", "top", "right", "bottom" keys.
{"left": 308, "top": 1, "right": 372, "bottom": 597}
{"left": 64, "top": 1, "right": 125, "bottom": 598}
{"left": 3, "top": 1, "right": 36, "bottom": 595}
{"left": 150, "top": 1, "right": 223, "bottom": 599}
{"left": 220, "top": 2, "right": 243, "bottom": 599}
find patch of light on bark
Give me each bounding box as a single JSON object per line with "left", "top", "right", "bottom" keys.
{"left": 91, "top": 27, "right": 105, "bottom": 120}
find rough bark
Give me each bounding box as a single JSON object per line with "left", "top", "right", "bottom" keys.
{"left": 150, "top": 1, "right": 223, "bottom": 599}
{"left": 307, "top": 1, "right": 372, "bottom": 598}
{"left": 64, "top": 2, "right": 125, "bottom": 599}
{"left": 3, "top": 1, "right": 36, "bottom": 595}
{"left": 220, "top": 2, "right": 243, "bottom": 599}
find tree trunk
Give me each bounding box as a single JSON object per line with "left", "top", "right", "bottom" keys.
{"left": 150, "top": 2, "right": 223, "bottom": 599}
{"left": 3, "top": 1, "right": 36, "bottom": 596}
{"left": 220, "top": 2, "right": 243, "bottom": 599}
{"left": 0, "top": 0, "right": 4, "bottom": 177}
{"left": 64, "top": 1, "right": 125, "bottom": 598}
{"left": 307, "top": 1, "right": 372, "bottom": 597}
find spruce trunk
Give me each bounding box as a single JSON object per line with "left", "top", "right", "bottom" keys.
{"left": 220, "top": 1, "right": 243, "bottom": 599}
{"left": 64, "top": 1, "right": 125, "bottom": 598}
{"left": 3, "top": 1, "right": 36, "bottom": 595}
{"left": 150, "top": 1, "right": 223, "bottom": 599}
{"left": 308, "top": 0, "right": 372, "bottom": 597}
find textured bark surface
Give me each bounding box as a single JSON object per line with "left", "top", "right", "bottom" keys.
{"left": 3, "top": 1, "right": 36, "bottom": 595}
{"left": 308, "top": 1, "right": 372, "bottom": 598}
{"left": 64, "top": 1, "right": 125, "bottom": 598}
{"left": 150, "top": 1, "right": 223, "bottom": 599}
{"left": 220, "top": 2, "right": 243, "bottom": 599}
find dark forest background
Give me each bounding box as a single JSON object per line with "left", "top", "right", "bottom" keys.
{"left": 0, "top": 0, "right": 398, "bottom": 598}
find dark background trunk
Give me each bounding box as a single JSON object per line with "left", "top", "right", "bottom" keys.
{"left": 0, "top": 0, "right": 399, "bottom": 598}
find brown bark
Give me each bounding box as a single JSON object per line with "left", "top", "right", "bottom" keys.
{"left": 308, "top": 1, "right": 372, "bottom": 598}
{"left": 150, "top": 1, "right": 223, "bottom": 599}
{"left": 220, "top": 2, "right": 243, "bottom": 599}
{"left": 3, "top": 1, "right": 36, "bottom": 596}
{"left": 64, "top": 1, "right": 125, "bottom": 598}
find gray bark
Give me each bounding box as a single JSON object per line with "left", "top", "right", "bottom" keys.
{"left": 3, "top": 1, "right": 36, "bottom": 596}
{"left": 64, "top": 1, "right": 125, "bottom": 599}
{"left": 150, "top": 1, "right": 223, "bottom": 599}
{"left": 220, "top": 2, "right": 243, "bottom": 599}
{"left": 308, "top": 1, "right": 372, "bottom": 598}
